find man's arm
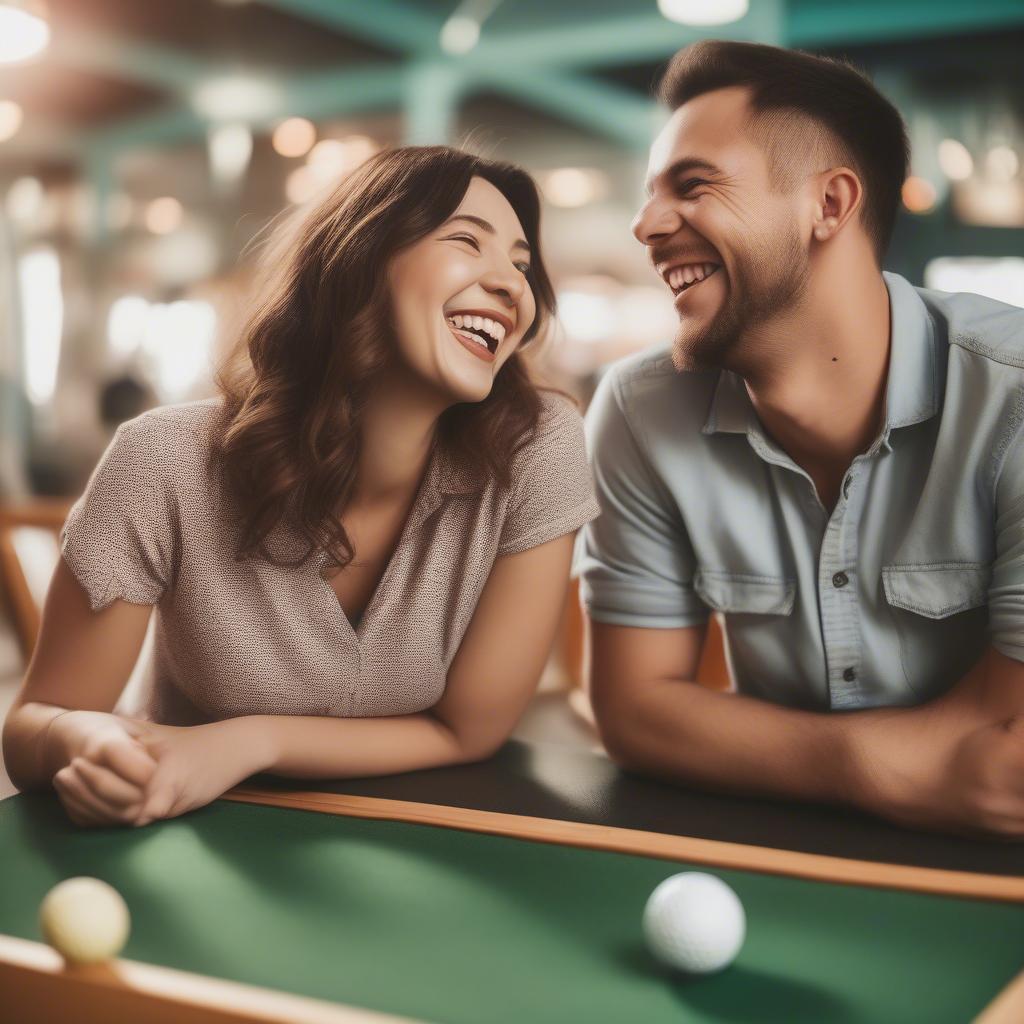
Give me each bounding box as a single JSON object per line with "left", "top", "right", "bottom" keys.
{"left": 587, "top": 617, "right": 1024, "bottom": 837}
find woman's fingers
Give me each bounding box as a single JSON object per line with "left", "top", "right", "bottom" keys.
{"left": 96, "top": 736, "right": 160, "bottom": 789}
{"left": 73, "top": 757, "right": 146, "bottom": 808}
{"left": 54, "top": 764, "right": 139, "bottom": 827}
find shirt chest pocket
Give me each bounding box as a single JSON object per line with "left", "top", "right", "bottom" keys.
{"left": 881, "top": 563, "right": 990, "bottom": 699}
{"left": 693, "top": 569, "right": 796, "bottom": 616}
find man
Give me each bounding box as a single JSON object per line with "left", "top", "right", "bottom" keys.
{"left": 576, "top": 39, "right": 1024, "bottom": 838}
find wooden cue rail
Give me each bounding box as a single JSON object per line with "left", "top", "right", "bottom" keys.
{"left": 225, "top": 786, "right": 1024, "bottom": 904}
{"left": 0, "top": 933, "right": 420, "bottom": 1024}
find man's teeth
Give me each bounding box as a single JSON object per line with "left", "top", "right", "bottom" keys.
{"left": 667, "top": 262, "right": 720, "bottom": 292}
{"left": 445, "top": 314, "right": 506, "bottom": 350}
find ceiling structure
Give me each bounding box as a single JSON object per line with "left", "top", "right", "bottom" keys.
{"left": 1, "top": 0, "right": 1022, "bottom": 277}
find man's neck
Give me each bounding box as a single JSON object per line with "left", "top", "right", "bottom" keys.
{"left": 735, "top": 258, "right": 892, "bottom": 482}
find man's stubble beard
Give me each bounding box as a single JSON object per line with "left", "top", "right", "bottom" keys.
{"left": 671, "top": 224, "right": 811, "bottom": 374}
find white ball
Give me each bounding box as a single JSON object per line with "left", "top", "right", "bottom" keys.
{"left": 39, "top": 877, "right": 131, "bottom": 965}
{"left": 643, "top": 872, "right": 745, "bottom": 974}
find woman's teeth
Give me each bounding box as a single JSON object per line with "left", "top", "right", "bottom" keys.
{"left": 668, "top": 262, "right": 721, "bottom": 294}
{"left": 445, "top": 314, "right": 504, "bottom": 353}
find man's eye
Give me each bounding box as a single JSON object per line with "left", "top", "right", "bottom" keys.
{"left": 677, "top": 178, "right": 707, "bottom": 195}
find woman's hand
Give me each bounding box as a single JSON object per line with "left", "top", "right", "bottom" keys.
{"left": 130, "top": 718, "right": 270, "bottom": 826}
{"left": 50, "top": 710, "right": 159, "bottom": 828}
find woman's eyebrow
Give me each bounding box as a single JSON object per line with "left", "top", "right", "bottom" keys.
{"left": 441, "top": 214, "right": 531, "bottom": 254}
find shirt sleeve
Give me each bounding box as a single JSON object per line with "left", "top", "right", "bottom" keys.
{"left": 573, "top": 366, "right": 709, "bottom": 629}
{"left": 990, "top": 419, "right": 1024, "bottom": 661}
{"left": 496, "top": 392, "right": 601, "bottom": 557}
{"left": 60, "top": 412, "right": 179, "bottom": 612}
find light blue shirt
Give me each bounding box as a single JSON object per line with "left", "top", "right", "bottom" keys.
{"left": 575, "top": 272, "right": 1024, "bottom": 710}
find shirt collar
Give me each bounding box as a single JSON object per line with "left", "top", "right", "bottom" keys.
{"left": 700, "top": 271, "right": 940, "bottom": 448}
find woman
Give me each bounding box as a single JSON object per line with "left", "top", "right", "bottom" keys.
{"left": 2, "top": 146, "right": 600, "bottom": 828}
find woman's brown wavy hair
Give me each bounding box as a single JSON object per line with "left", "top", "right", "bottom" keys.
{"left": 212, "top": 145, "right": 557, "bottom": 571}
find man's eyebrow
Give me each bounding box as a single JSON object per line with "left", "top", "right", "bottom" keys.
{"left": 440, "top": 214, "right": 531, "bottom": 254}
{"left": 644, "top": 157, "right": 723, "bottom": 196}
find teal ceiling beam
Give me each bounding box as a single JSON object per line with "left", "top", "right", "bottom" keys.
{"left": 403, "top": 61, "right": 467, "bottom": 144}
{"left": 86, "top": 65, "right": 404, "bottom": 152}
{"left": 478, "top": 68, "right": 660, "bottom": 152}
{"left": 459, "top": 1, "right": 783, "bottom": 69}
{"left": 260, "top": 0, "right": 443, "bottom": 53}
{"left": 787, "top": 0, "right": 1024, "bottom": 47}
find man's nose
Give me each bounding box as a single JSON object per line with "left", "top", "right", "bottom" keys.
{"left": 631, "top": 197, "right": 682, "bottom": 246}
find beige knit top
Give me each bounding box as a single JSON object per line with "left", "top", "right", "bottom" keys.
{"left": 59, "top": 394, "right": 600, "bottom": 725}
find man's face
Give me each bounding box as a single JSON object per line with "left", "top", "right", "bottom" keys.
{"left": 632, "top": 86, "right": 812, "bottom": 372}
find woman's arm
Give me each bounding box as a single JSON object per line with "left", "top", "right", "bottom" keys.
{"left": 228, "top": 532, "right": 577, "bottom": 781}
{"left": 2, "top": 557, "right": 156, "bottom": 795}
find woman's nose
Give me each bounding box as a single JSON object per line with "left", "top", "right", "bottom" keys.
{"left": 482, "top": 265, "right": 524, "bottom": 305}
{"left": 632, "top": 197, "right": 682, "bottom": 246}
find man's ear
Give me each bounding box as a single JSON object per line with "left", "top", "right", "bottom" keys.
{"left": 811, "top": 167, "right": 863, "bottom": 242}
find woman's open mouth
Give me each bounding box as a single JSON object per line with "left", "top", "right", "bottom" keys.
{"left": 444, "top": 312, "right": 506, "bottom": 363}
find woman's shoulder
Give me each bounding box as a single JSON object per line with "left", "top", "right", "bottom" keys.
{"left": 514, "top": 389, "right": 586, "bottom": 461}
{"left": 107, "top": 397, "right": 227, "bottom": 488}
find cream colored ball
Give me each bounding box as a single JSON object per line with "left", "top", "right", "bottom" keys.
{"left": 39, "top": 877, "right": 131, "bottom": 964}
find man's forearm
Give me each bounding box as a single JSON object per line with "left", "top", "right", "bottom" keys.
{"left": 598, "top": 659, "right": 995, "bottom": 814}
{"left": 240, "top": 710, "right": 480, "bottom": 781}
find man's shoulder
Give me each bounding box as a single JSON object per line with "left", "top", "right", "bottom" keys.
{"left": 916, "top": 284, "right": 1024, "bottom": 368}
{"left": 594, "top": 344, "right": 719, "bottom": 435}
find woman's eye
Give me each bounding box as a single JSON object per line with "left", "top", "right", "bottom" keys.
{"left": 514, "top": 261, "right": 532, "bottom": 275}
{"left": 447, "top": 233, "right": 480, "bottom": 250}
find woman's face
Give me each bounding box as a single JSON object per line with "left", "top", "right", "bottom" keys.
{"left": 388, "top": 175, "right": 537, "bottom": 405}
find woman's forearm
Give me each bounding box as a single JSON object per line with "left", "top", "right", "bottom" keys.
{"left": 240, "top": 711, "right": 479, "bottom": 780}
{"left": 1, "top": 701, "right": 79, "bottom": 793}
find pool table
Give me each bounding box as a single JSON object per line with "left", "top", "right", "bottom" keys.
{"left": 2, "top": 739, "right": 1023, "bottom": 1024}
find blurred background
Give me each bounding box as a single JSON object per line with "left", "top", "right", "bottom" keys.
{"left": 1, "top": 0, "right": 1023, "bottom": 779}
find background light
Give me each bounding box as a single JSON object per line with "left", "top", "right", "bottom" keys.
{"left": 440, "top": 16, "right": 480, "bottom": 54}
{"left": 272, "top": 117, "right": 316, "bottom": 158}
{"left": 285, "top": 165, "right": 317, "bottom": 204}
{"left": 207, "top": 122, "right": 253, "bottom": 187}
{"left": 107, "top": 296, "right": 150, "bottom": 357}
{"left": 937, "top": 139, "right": 973, "bottom": 181}
{"left": 144, "top": 196, "right": 184, "bottom": 234}
{"left": 5, "top": 176, "right": 43, "bottom": 223}
{"left": 539, "top": 168, "right": 609, "bottom": 208}
{"left": 0, "top": 100, "right": 23, "bottom": 142}
{"left": 0, "top": 3, "right": 50, "bottom": 64}
{"left": 985, "top": 145, "right": 1020, "bottom": 183}
{"left": 192, "top": 75, "right": 282, "bottom": 122}
{"left": 901, "top": 176, "right": 937, "bottom": 213}
{"left": 926, "top": 257, "right": 1024, "bottom": 307}
{"left": 657, "top": 0, "right": 748, "bottom": 26}
{"left": 18, "top": 247, "right": 63, "bottom": 405}
{"left": 306, "top": 135, "right": 378, "bottom": 188}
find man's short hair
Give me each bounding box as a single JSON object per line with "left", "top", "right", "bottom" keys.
{"left": 659, "top": 40, "right": 910, "bottom": 264}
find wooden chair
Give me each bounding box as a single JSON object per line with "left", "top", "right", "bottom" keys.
{"left": 0, "top": 499, "right": 71, "bottom": 661}
{"left": 0, "top": 500, "right": 154, "bottom": 714}
{"left": 561, "top": 577, "right": 731, "bottom": 731}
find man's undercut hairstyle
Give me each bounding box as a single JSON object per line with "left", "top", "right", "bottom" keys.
{"left": 659, "top": 40, "right": 910, "bottom": 265}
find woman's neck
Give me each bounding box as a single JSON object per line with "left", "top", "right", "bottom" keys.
{"left": 354, "top": 370, "right": 447, "bottom": 506}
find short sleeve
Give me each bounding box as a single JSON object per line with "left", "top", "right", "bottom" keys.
{"left": 60, "top": 413, "right": 178, "bottom": 612}
{"left": 495, "top": 393, "right": 601, "bottom": 557}
{"left": 990, "top": 422, "right": 1024, "bottom": 660}
{"left": 572, "top": 367, "right": 709, "bottom": 629}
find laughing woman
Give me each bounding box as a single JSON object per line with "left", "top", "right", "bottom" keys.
{"left": 2, "top": 146, "right": 600, "bottom": 828}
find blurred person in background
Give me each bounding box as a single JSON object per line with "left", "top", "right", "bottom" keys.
{"left": 578, "top": 40, "right": 1024, "bottom": 840}
{"left": 3, "top": 145, "right": 598, "bottom": 828}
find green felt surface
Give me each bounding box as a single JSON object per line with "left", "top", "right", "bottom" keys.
{"left": 1, "top": 793, "right": 1022, "bottom": 1024}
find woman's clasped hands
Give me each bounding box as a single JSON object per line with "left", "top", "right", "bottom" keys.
{"left": 50, "top": 710, "right": 264, "bottom": 828}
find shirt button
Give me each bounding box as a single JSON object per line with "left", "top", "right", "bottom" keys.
{"left": 843, "top": 667, "right": 856, "bottom": 682}
{"left": 832, "top": 571, "right": 849, "bottom": 588}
